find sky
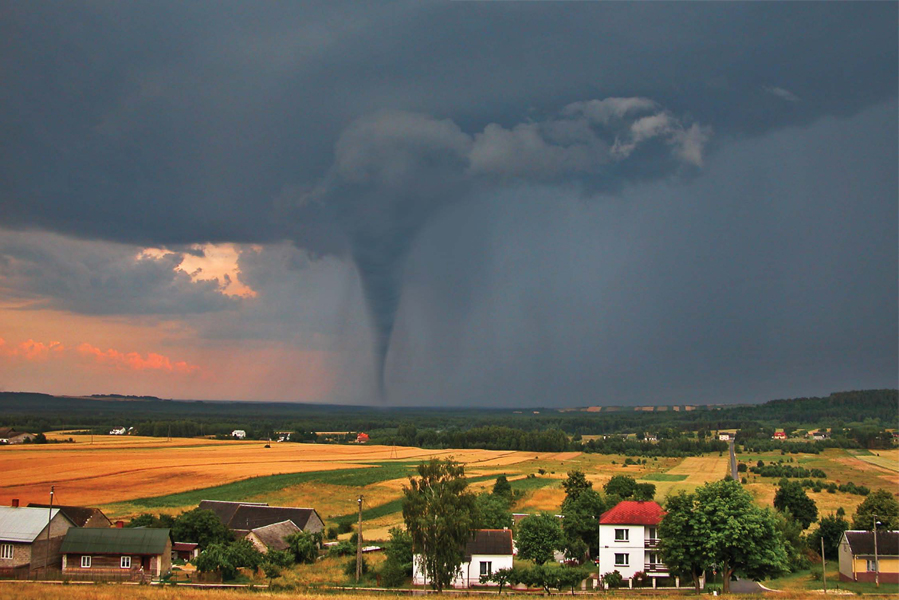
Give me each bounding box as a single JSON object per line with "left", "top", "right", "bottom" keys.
{"left": 1, "top": 2, "right": 896, "bottom": 407}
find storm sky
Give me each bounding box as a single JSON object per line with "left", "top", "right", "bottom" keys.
{"left": 1, "top": 2, "right": 896, "bottom": 406}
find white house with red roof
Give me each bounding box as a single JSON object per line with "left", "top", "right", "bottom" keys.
{"left": 598, "top": 501, "right": 679, "bottom": 588}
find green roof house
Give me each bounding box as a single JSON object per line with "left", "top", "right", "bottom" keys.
{"left": 60, "top": 527, "right": 172, "bottom": 580}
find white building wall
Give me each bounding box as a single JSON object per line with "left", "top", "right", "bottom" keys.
{"left": 598, "top": 524, "right": 646, "bottom": 580}
{"left": 413, "top": 553, "right": 513, "bottom": 588}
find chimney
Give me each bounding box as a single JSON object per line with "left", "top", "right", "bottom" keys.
{"left": 11, "top": 499, "right": 19, "bottom": 508}
{"left": 115, "top": 521, "right": 124, "bottom": 528}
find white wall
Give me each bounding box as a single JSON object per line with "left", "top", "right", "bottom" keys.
{"left": 598, "top": 524, "right": 646, "bottom": 580}
{"left": 413, "top": 553, "right": 513, "bottom": 588}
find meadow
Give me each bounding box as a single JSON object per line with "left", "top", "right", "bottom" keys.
{"left": 1, "top": 433, "right": 896, "bottom": 541}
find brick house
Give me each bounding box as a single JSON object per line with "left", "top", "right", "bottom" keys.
{"left": 0, "top": 502, "right": 75, "bottom": 576}
{"left": 60, "top": 528, "right": 172, "bottom": 581}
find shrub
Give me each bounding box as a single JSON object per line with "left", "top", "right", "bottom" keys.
{"left": 344, "top": 556, "right": 369, "bottom": 578}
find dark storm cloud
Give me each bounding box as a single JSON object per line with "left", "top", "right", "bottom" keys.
{"left": 0, "top": 1, "right": 896, "bottom": 404}
{"left": 0, "top": 232, "right": 237, "bottom": 315}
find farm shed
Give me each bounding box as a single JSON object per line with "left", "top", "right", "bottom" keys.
{"left": 60, "top": 527, "right": 171, "bottom": 581}
{"left": 172, "top": 542, "right": 199, "bottom": 562}
{"left": 413, "top": 529, "right": 514, "bottom": 589}
{"left": 244, "top": 520, "right": 301, "bottom": 553}
{"left": 0, "top": 503, "right": 75, "bottom": 576}
{"left": 200, "top": 500, "right": 324, "bottom": 535}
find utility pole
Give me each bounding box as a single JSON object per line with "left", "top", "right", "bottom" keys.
{"left": 873, "top": 515, "right": 879, "bottom": 588}
{"left": 821, "top": 536, "right": 827, "bottom": 593}
{"left": 44, "top": 485, "right": 54, "bottom": 579}
{"left": 355, "top": 495, "right": 363, "bottom": 583}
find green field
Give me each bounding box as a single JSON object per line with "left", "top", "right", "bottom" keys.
{"left": 641, "top": 473, "right": 689, "bottom": 482}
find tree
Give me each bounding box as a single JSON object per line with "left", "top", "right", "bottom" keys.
{"left": 560, "top": 488, "right": 605, "bottom": 561}
{"left": 603, "top": 475, "right": 637, "bottom": 499}
{"left": 775, "top": 510, "right": 808, "bottom": 572}
{"left": 516, "top": 513, "right": 564, "bottom": 565}
{"left": 658, "top": 491, "right": 712, "bottom": 592}
{"left": 171, "top": 508, "right": 233, "bottom": 549}
{"left": 695, "top": 479, "right": 789, "bottom": 593}
{"left": 562, "top": 470, "right": 592, "bottom": 501}
{"left": 476, "top": 493, "right": 513, "bottom": 529}
{"left": 555, "top": 565, "right": 591, "bottom": 594}
{"left": 852, "top": 489, "right": 899, "bottom": 530}
{"left": 196, "top": 543, "right": 236, "bottom": 580}
{"left": 228, "top": 538, "right": 263, "bottom": 571}
{"left": 402, "top": 458, "right": 477, "bottom": 592}
{"left": 380, "top": 526, "right": 414, "bottom": 587}
{"left": 480, "top": 567, "right": 514, "bottom": 594}
{"left": 809, "top": 513, "right": 849, "bottom": 559}
{"left": 492, "top": 475, "right": 513, "bottom": 501}
{"left": 634, "top": 482, "right": 656, "bottom": 501}
{"left": 773, "top": 481, "right": 818, "bottom": 529}
{"left": 285, "top": 530, "right": 318, "bottom": 564}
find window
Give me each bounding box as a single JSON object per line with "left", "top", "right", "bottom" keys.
{"left": 614, "top": 553, "right": 629, "bottom": 566}
{"left": 0, "top": 544, "right": 13, "bottom": 560}
{"left": 866, "top": 559, "right": 878, "bottom": 572}
{"left": 647, "top": 527, "right": 657, "bottom": 540}
{"left": 121, "top": 556, "right": 132, "bottom": 569}
{"left": 480, "top": 561, "right": 492, "bottom": 576}
{"left": 614, "top": 528, "right": 629, "bottom": 542}
{"left": 81, "top": 555, "right": 91, "bottom": 568}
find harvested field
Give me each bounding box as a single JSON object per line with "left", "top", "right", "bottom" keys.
{"left": 664, "top": 454, "right": 730, "bottom": 484}
{"left": 847, "top": 448, "right": 899, "bottom": 473}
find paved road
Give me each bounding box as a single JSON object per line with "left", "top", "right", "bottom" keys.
{"left": 730, "top": 578, "right": 769, "bottom": 594}
{"left": 728, "top": 439, "right": 739, "bottom": 480}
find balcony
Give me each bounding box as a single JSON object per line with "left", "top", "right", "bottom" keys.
{"left": 644, "top": 562, "right": 668, "bottom": 573}
{"left": 644, "top": 538, "right": 660, "bottom": 548}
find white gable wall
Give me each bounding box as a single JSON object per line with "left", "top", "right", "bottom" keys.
{"left": 413, "top": 552, "right": 513, "bottom": 588}
{"left": 599, "top": 524, "right": 646, "bottom": 580}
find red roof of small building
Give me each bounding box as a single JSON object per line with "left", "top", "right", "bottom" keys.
{"left": 172, "top": 542, "right": 198, "bottom": 551}
{"left": 599, "top": 501, "right": 665, "bottom": 526}
{"left": 356, "top": 432, "right": 369, "bottom": 441}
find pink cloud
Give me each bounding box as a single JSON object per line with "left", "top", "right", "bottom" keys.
{"left": 76, "top": 343, "right": 200, "bottom": 374}
{"left": 0, "top": 338, "right": 65, "bottom": 361}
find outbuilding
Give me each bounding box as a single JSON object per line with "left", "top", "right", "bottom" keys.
{"left": 413, "top": 529, "right": 514, "bottom": 588}
{"left": 839, "top": 530, "right": 899, "bottom": 584}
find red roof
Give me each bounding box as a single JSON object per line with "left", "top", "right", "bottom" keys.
{"left": 599, "top": 501, "right": 665, "bottom": 526}
{"left": 172, "top": 542, "right": 198, "bottom": 551}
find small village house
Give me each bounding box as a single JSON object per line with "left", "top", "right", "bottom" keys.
{"left": 718, "top": 432, "right": 733, "bottom": 441}
{"left": 838, "top": 530, "right": 899, "bottom": 584}
{"left": 171, "top": 542, "right": 199, "bottom": 562}
{"left": 199, "top": 500, "right": 324, "bottom": 535}
{"left": 231, "top": 430, "right": 246, "bottom": 439}
{"left": 108, "top": 427, "right": 126, "bottom": 435}
{"left": 0, "top": 501, "right": 75, "bottom": 576}
{"left": 598, "top": 500, "right": 685, "bottom": 589}
{"left": 356, "top": 432, "right": 370, "bottom": 444}
{"left": 413, "top": 529, "right": 514, "bottom": 589}
{"left": 772, "top": 431, "right": 787, "bottom": 440}
{"left": 60, "top": 527, "right": 172, "bottom": 581}
{"left": 243, "top": 520, "right": 301, "bottom": 554}
{"left": 28, "top": 504, "right": 111, "bottom": 528}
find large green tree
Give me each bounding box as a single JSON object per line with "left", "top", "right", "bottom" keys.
{"left": 492, "top": 475, "right": 513, "bottom": 501}
{"left": 773, "top": 481, "right": 818, "bottom": 529}
{"left": 695, "top": 479, "right": 789, "bottom": 593}
{"left": 562, "top": 470, "right": 592, "bottom": 501}
{"left": 171, "top": 508, "right": 233, "bottom": 548}
{"left": 658, "top": 491, "right": 713, "bottom": 592}
{"left": 560, "top": 488, "right": 606, "bottom": 562}
{"left": 476, "top": 493, "right": 513, "bottom": 529}
{"left": 517, "top": 513, "right": 564, "bottom": 565}
{"left": 808, "top": 513, "right": 849, "bottom": 559}
{"left": 851, "top": 489, "right": 899, "bottom": 530}
{"left": 402, "top": 458, "right": 477, "bottom": 592}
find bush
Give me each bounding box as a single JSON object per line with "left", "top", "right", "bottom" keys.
{"left": 337, "top": 521, "right": 354, "bottom": 534}
{"left": 328, "top": 540, "right": 355, "bottom": 557}
{"left": 380, "top": 558, "right": 406, "bottom": 587}
{"left": 602, "top": 570, "right": 623, "bottom": 589}
{"left": 344, "top": 556, "right": 369, "bottom": 578}
{"left": 326, "top": 526, "right": 338, "bottom": 540}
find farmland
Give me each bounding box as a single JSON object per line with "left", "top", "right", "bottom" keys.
{"left": 2, "top": 432, "right": 895, "bottom": 540}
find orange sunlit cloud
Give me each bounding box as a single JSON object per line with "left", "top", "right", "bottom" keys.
{"left": 0, "top": 337, "right": 65, "bottom": 361}
{"left": 76, "top": 343, "right": 201, "bottom": 374}
{"left": 138, "top": 243, "right": 257, "bottom": 298}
